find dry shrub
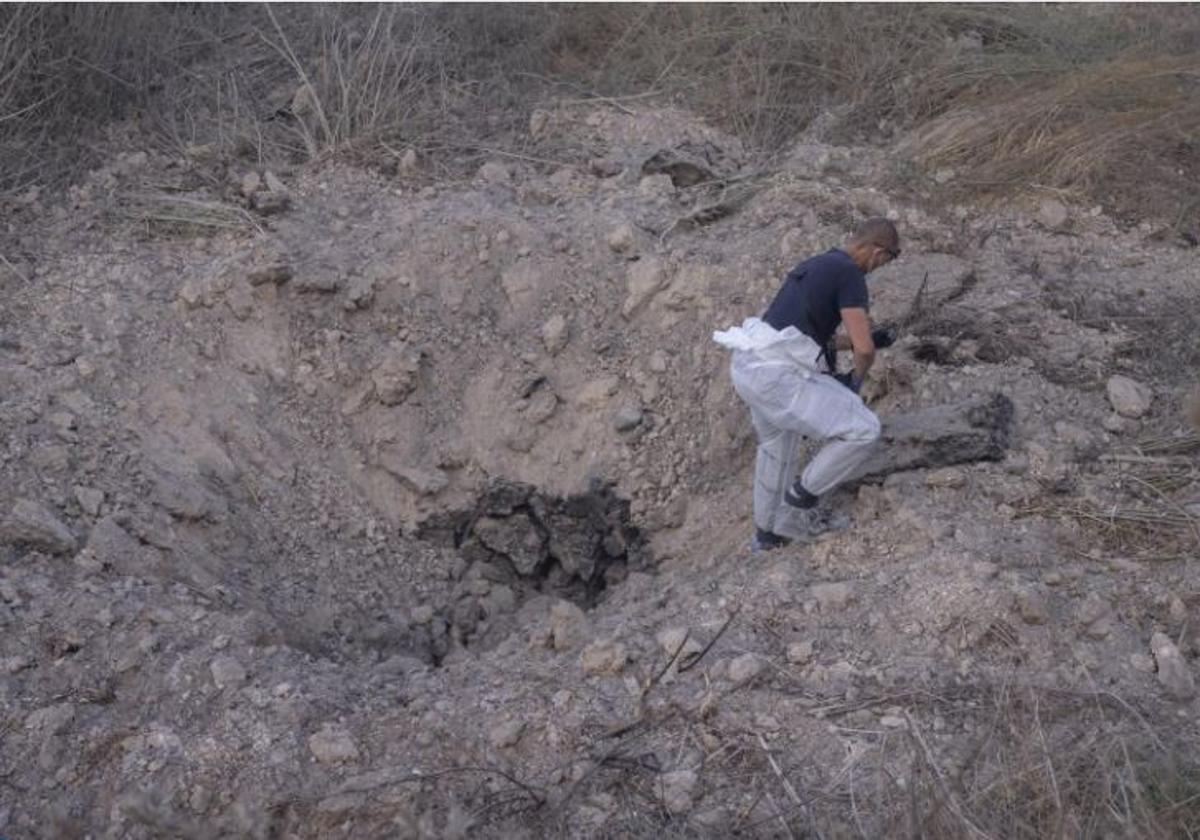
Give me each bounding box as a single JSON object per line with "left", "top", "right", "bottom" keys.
{"left": 0, "top": 5, "right": 223, "bottom": 192}
{"left": 4, "top": 4, "right": 1200, "bottom": 218}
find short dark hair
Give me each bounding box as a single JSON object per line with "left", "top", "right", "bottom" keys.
{"left": 849, "top": 217, "right": 899, "bottom": 250}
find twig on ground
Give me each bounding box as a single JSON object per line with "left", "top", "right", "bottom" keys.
{"left": 678, "top": 605, "right": 740, "bottom": 673}
{"left": 904, "top": 711, "right": 994, "bottom": 840}
{"left": 0, "top": 251, "right": 30, "bottom": 285}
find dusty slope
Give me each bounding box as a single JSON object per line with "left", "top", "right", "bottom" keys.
{"left": 1, "top": 105, "right": 1199, "bottom": 838}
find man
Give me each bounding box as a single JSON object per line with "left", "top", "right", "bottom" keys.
{"left": 713, "top": 218, "right": 900, "bottom": 551}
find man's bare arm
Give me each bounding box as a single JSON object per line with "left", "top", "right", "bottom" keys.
{"left": 840, "top": 307, "right": 875, "bottom": 380}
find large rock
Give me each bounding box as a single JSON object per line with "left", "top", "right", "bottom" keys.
{"left": 1106, "top": 376, "right": 1152, "bottom": 419}
{"left": 622, "top": 258, "right": 668, "bottom": 319}
{"left": 867, "top": 254, "right": 974, "bottom": 327}
{"left": 79, "top": 516, "right": 161, "bottom": 575}
{"left": 472, "top": 515, "right": 546, "bottom": 576}
{"left": 1151, "top": 632, "right": 1196, "bottom": 700}
{"left": 3, "top": 499, "right": 76, "bottom": 555}
{"left": 849, "top": 394, "right": 1014, "bottom": 484}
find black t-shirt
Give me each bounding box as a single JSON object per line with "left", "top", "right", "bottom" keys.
{"left": 762, "top": 248, "right": 869, "bottom": 369}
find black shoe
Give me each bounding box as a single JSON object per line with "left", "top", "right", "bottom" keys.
{"left": 751, "top": 528, "right": 791, "bottom": 553}
{"left": 784, "top": 481, "right": 819, "bottom": 510}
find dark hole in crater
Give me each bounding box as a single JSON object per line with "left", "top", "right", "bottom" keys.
{"left": 413, "top": 478, "right": 649, "bottom": 662}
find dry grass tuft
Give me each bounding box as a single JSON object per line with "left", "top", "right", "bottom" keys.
{"left": 905, "top": 53, "right": 1200, "bottom": 213}
{"left": 116, "top": 190, "right": 259, "bottom": 239}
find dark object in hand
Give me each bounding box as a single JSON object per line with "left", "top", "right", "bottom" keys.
{"left": 872, "top": 327, "right": 897, "bottom": 349}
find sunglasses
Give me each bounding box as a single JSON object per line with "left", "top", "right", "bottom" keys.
{"left": 882, "top": 245, "right": 901, "bottom": 259}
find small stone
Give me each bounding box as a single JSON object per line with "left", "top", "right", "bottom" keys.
{"left": 589, "top": 158, "right": 623, "bottom": 178}
{"left": 1102, "top": 414, "right": 1127, "bottom": 434}
{"left": 344, "top": 275, "right": 376, "bottom": 310}
{"left": 1130, "top": 653, "right": 1156, "bottom": 673}
{"left": 3, "top": 499, "right": 75, "bottom": 555}
{"left": 478, "top": 161, "right": 511, "bottom": 185}
{"left": 879, "top": 715, "right": 906, "bottom": 729}
{"left": 576, "top": 376, "right": 620, "bottom": 409}
{"left": 372, "top": 348, "right": 421, "bottom": 406}
{"left": 1169, "top": 595, "right": 1188, "bottom": 626}
{"left": 389, "top": 465, "right": 449, "bottom": 496}
{"left": 786, "top": 641, "right": 815, "bottom": 665}
{"left": 542, "top": 314, "right": 569, "bottom": 355}
{"left": 1, "top": 655, "right": 32, "bottom": 675}
{"left": 398, "top": 148, "right": 419, "bottom": 175}
{"left": 607, "top": 223, "right": 636, "bottom": 255}
{"left": 809, "top": 582, "right": 854, "bottom": 611}
{"left": 550, "top": 600, "right": 588, "bottom": 651}
{"left": 1106, "top": 375, "right": 1152, "bottom": 419}
{"left": 209, "top": 655, "right": 247, "bottom": 689}
{"left": 1015, "top": 590, "right": 1049, "bottom": 625}
{"left": 73, "top": 486, "right": 104, "bottom": 517}
{"left": 580, "top": 640, "right": 628, "bottom": 676}
{"left": 1151, "top": 632, "right": 1196, "bottom": 700}
{"left": 251, "top": 190, "right": 290, "bottom": 216}
{"left": 727, "top": 653, "right": 763, "bottom": 685}
{"left": 411, "top": 605, "right": 435, "bottom": 624}
{"left": 489, "top": 719, "right": 525, "bottom": 749}
{"left": 638, "top": 174, "right": 674, "bottom": 197}
{"left": 529, "top": 110, "right": 550, "bottom": 139}
{"left": 240, "top": 171, "right": 262, "bottom": 197}
{"left": 184, "top": 143, "right": 215, "bottom": 162}
{"left": 1037, "top": 198, "right": 1069, "bottom": 229}
{"left": 933, "top": 168, "right": 955, "bottom": 185}
{"left": 613, "top": 406, "right": 643, "bottom": 432}
{"left": 660, "top": 769, "right": 698, "bottom": 814}
{"left": 264, "top": 171, "right": 286, "bottom": 193}
{"left": 178, "top": 280, "right": 204, "bottom": 308}
{"left": 248, "top": 262, "right": 292, "bottom": 286}
{"left": 925, "top": 467, "right": 966, "bottom": 488}
{"left": 308, "top": 725, "right": 360, "bottom": 763}
{"left": 1076, "top": 593, "right": 1110, "bottom": 626}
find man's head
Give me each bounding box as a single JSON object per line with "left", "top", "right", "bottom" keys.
{"left": 845, "top": 217, "right": 900, "bottom": 273}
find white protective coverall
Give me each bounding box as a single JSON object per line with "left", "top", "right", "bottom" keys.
{"left": 714, "top": 317, "right": 881, "bottom": 539}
